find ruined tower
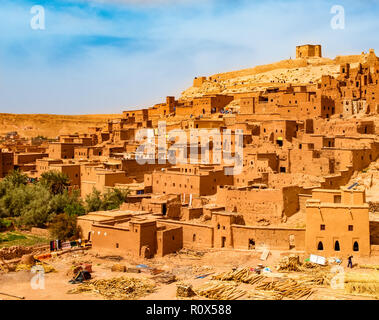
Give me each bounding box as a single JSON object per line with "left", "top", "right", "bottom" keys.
{"left": 296, "top": 44, "right": 322, "bottom": 58}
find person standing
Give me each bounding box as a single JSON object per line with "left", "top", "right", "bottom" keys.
{"left": 347, "top": 255, "right": 353, "bottom": 268}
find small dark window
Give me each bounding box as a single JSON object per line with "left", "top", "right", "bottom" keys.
{"left": 348, "top": 225, "right": 354, "bottom": 231}
{"left": 116, "top": 243, "right": 119, "bottom": 248}
{"left": 353, "top": 241, "right": 359, "bottom": 252}
{"left": 334, "top": 240, "right": 340, "bottom": 251}
{"left": 317, "top": 241, "right": 324, "bottom": 251}
{"left": 320, "top": 224, "right": 325, "bottom": 231}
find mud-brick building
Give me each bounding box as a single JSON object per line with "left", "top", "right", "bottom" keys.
{"left": 260, "top": 120, "right": 298, "bottom": 147}
{"left": 0, "top": 150, "right": 13, "bottom": 178}
{"left": 158, "top": 211, "right": 306, "bottom": 252}
{"left": 90, "top": 219, "right": 182, "bottom": 258}
{"left": 305, "top": 187, "right": 370, "bottom": 257}
{"left": 192, "top": 94, "right": 234, "bottom": 116}
{"left": 216, "top": 185, "right": 302, "bottom": 225}
{"left": 150, "top": 164, "right": 234, "bottom": 197}
{"left": 48, "top": 142, "right": 82, "bottom": 159}
{"left": 296, "top": 44, "right": 322, "bottom": 58}
{"left": 77, "top": 210, "right": 135, "bottom": 240}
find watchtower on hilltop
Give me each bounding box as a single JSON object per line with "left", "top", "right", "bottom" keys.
{"left": 296, "top": 44, "right": 322, "bottom": 58}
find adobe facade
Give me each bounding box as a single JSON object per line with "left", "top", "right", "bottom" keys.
{"left": 305, "top": 187, "right": 370, "bottom": 257}
{"left": 2, "top": 45, "right": 379, "bottom": 258}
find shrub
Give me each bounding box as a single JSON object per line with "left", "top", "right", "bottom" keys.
{"left": 49, "top": 214, "right": 80, "bottom": 241}
{"left": 1, "top": 170, "right": 28, "bottom": 188}
{"left": 49, "top": 189, "right": 85, "bottom": 217}
{"left": 85, "top": 188, "right": 129, "bottom": 212}
{"left": 85, "top": 188, "right": 103, "bottom": 212}
{"left": 0, "top": 218, "right": 13, "bottom": 231}
{"left": 19, "top": 184, "right": 52, "bottom": 227}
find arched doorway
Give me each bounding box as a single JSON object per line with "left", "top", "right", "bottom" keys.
{"left": 334, "top": 240, "right": 340, "bottom": 251}
{"left": 317, "top": 241, "right": 324, "bottom": 251}
{"left": 353, "top": 241, "right": 359, "bottom": 252}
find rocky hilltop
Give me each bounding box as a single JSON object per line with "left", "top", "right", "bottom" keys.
{"left": 181, "top": 50, "right": 376, "bottom": 100}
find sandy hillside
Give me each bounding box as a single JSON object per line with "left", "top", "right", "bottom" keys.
{"left": 0, "top": 113, "right": 121, "bottom": 138}
{"left": 181, "top": 52, "right": 371, "bottom": 100}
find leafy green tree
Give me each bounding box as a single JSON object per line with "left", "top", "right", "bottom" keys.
{"left": 85, "top": 188, "right": 103, "bottom": 212}
{"left": 1, "top": 170, "right": 28, "bottom": 190}
{"left": 85, "top": 188, "right": 129, "bottom": 212}
{"left": 101, "top": 188, "right": 129, "bottom": 211}
{"left": 49, "top": 214, "right": 80, "bottom": 240}
{"left": 64, "top": 202, "right": 85, "bottom": 217}
{"left": 0, "top": 170, "right": 128, "bottom": 229}
{"left": 40, "top": 170, "right": 70, "bottom": 195}
{"left": 49, "top": 189, "right": 84, "bottom": 215}
{"left": 0, "top": 184, "right": 35, "bottom": 218}
{"left": 19, "top": 184, "right": 52, "bottom": 227}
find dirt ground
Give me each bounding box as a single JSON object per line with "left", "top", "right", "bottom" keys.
{"left": 1, "top": 247, "right": 379, "bottom": 300}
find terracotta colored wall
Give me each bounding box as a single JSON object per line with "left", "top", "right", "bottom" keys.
{"left": 306, "top": 204, "right": 370, "bottom": 257}
{"left": 157, "top": 227, "right": 183, "bottom": 256}
{"left": 91, "top": 224, "right": 141, "bottom": 256}
{"left": 231, "top": 225, "right": 305, "bottom": 251}
{"left": 158, "top": 220, "right": 214, "bottom": 250}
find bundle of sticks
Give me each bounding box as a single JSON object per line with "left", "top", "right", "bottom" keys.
{"left": 247, "top": 290, "right": 283, "bottom": 300}
{"left": 194, "top": 281, "right": 246, "bottom": 300}
{"left": 297, "top": 270, "right": 331, "bottom": 286}
{"left": 67, "top": 277, "right": 156, "bottom": 300}
{"left": 212, "top": 268, "right": 265, "bottom": 285}
{"left": 344, "top": 272, "right": 379, "bottom": 298}
{"left": 254, "top": 278, "right": 313, "bottom": 300}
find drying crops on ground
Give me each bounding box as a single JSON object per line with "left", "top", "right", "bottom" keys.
{"left": 344, "top": 272, "right": 379, "bottom": 299}
{"left": 212, "top": 268, "right": 266, "bottom": 285}
{"left": 67, "top": 277, "right": 156, "bottom": 300}
{"left": 194, "top": 281, "right": 246, "bottom": 300}
{"left": 359, "top": 264, "right": 379, "bottom": 271}
{"left": 253, "top": 278, "right": 313, "bottom": 300}
{"left": 296, "top": 270, "right": 331, "bottom": 286}
{"left": 15, "top": 262, "right": 56, "bottom": 273}
{"left": 211, "top": 266, "right": 330, "bottom": 300}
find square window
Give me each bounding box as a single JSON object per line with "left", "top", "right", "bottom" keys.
{"left": 348, "top": 225, "right": 354, "bottom": 231}
{"left": 320, "top": 224, "right": 325, "bottom": 231}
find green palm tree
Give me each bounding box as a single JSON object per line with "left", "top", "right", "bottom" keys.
{"left": 40, "top": 171, "right": 70, "bottom": 195}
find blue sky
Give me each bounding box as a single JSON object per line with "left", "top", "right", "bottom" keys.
{"left": 0, "top": 0, "right": 379, "bottom": 114}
